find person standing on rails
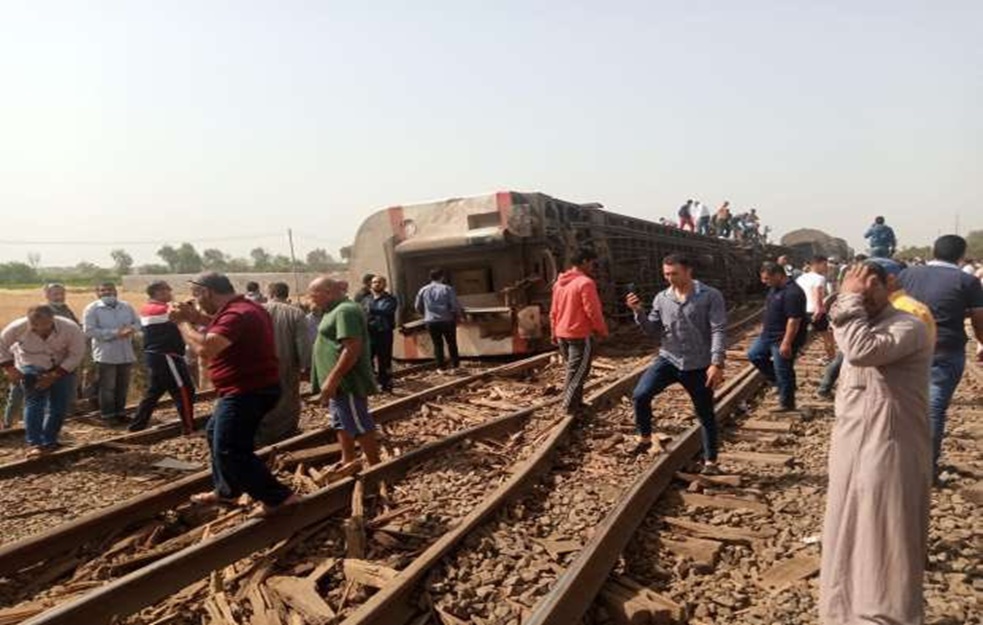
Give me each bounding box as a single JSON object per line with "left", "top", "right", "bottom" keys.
{"left": 626, "top": 254, "right": 726, "bottom": 471}
{"left": 795, "top": 255, "right": 836, "bottom": 363}
{"left": 864, "top": 215, "right": 897, "bottom": 258}
{"left": 415, "top": 268, "right": 464, "bottom": 372}
{"left": 3, "top": 283, "right": 81, "bottom": 429}
{"left": 748, "top": 262, "right": 808, "bottom": 412}
{"left": 171, "top": 272, "right": 298, "bottom": 516}
{"left": 129, "top": 281, "right": 196, "bottom": 433}
{"left": 550, "top": 248, "right": 609, "bottom": 415}
{"left": 899, "top": 234, "right": 983, "bottom": 480}
{"left": 308, "top": 276, "right": 382, "bottom": 466}
{"left": 820, "top": 262, "right": 933, "bottom": 625}
{"left": 1, "top": 306, "right": 86, "bottom": 456}
{"left": 364, "top": 275, "right": 398, "bottom": 392}
{"left": 83, "top": 282, "right": 140, "bottom": 424}
{"left": 256, "top": 282, "right": 312, "bottom": 446}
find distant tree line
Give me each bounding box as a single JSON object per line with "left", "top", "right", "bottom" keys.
{"left": 898, "top": 230, "right": 983, "bottom": 261}
{"left": 0, "top": 243, "right": 348, "bottom": 286}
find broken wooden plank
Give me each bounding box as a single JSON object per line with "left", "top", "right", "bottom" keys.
{"left": 343, "top": 559, "right": 398, "bottom": 589}
{"left": 662, "top": 516, "right": 777, "bottom": 543}
{"left": 718, "top": 450, "right": 794, "bottom": 467}
{"left": 758, "top": 554, "right": 821, "bottom": 592}
{"left": 266, "top": 575, "right": 336, "bottom": 623}
{"left": 660, "top": 535, "right": 723, "bottom": 571}
{"left": 741, "top": 419, "right": 793, "bottom": 432}
{"left": 615, "top": 575, "right": 685, "bottom": 623}
{"left": 676, "top": 471, "right": 742, "bottom": 488}
{"left": 676, "top": 491, "right": 770, "bottom": 514}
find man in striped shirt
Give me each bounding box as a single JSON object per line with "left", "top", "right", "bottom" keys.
{"left": 129, "top": 280, "right": 195, "bottom": 433}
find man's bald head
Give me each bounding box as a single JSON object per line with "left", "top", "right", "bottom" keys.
{"left": 307, "top": 276, "right": 346, "bottom": 310}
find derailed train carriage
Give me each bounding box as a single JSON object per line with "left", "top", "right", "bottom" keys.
{"left": 349, "top": 191, "right": 778, "bottom": 360}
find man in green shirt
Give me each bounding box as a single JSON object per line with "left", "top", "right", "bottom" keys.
{"left": 307, "top": 276, "right": 381, "bottom": 466}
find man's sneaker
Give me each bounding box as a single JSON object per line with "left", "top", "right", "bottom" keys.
{"left": 701, "top": 461, "right": 722, "bottom": 476}
{"left": 770, "top": 404, "right": 797, "bottom": 414}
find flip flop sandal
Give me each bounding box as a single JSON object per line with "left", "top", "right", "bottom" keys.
{"left": 189, "top": 492, "right": 240, "bottom": 506}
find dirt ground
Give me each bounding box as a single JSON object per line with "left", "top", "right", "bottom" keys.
{"left": 0, "top": 287, "right": 140, "bottom": 327}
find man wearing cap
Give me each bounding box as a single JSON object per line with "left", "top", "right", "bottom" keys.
{"left": 0, "top": 305, "right": 86, "bottom": 456}
{"left": 170, "top": 272, "right": 298, "bottom": 516}
{"left": 129, "top": 280, "right": 196, "bottom": 433}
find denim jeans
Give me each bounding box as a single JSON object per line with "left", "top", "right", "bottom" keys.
{"left": 206, "top": 385, "right": 292, "bottom": 506}
{"left": 747, "top": 335, "right": 798, "bottom": 408}
{"left": 632, "top": 356, "right": 718, "bottom": 461}
{"left": 557, "top": 337, "right": 594, "bottom": 413}
{"left": 20, "top": 365, "right": 76, "bottom": 447}
{"left": 817, "top": 352, "right": 844, "bottom": 395}
{"left": 97, "top": 362, "right": 132, "bottom": 420}
{"left": 929, "top": 349, "right": 965, "bottom": 474}
{"left": 3, "top": 383, "right": 24, "bottom": 428}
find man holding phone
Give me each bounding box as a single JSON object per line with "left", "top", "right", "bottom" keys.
{"left": 626, "top": 253, "right": 727, "bottom": 472}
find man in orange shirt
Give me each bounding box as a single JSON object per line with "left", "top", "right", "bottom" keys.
{"left": 550, "top": 248, "right": 609, "bottom": 415}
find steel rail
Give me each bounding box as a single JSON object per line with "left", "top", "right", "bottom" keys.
{"left": 20, "top": 363, "right": 624, "bottom": 625}
{"left": 525, "top": 365, "right": 764, "bottom": 625}
{"left": 0, "top": 352, "right": 551, "bottom": 577}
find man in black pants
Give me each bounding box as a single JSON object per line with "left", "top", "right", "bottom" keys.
{"left": 414, "top": 268, "right": 463, "bottom": 371}
{"left": 365, "top": 275, "right": 398, "bottom": 391}
{"left": 130, "top": 280, "right": 196, "bottom": 433}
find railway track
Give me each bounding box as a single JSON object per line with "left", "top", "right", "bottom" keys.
{"left": 0, "top": 314, "right": 762, "bottom": 624}
{"left": 0, "top": 350, "right": 604, "bottom": 620}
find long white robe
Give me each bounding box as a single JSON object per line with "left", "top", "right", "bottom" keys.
{"left": 820, "top": 294, "right": 933, "bottom": 625}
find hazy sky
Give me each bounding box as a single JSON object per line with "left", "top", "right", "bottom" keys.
{"left": 1, "top": 1, "right": 980, "bottom": 267}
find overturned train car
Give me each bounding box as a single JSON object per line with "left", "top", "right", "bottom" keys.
{"left": 349, "top": 191, "right": 775, "bottom": 360}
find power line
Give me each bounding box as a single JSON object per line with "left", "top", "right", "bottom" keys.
{"left": 0, "top": 233, "right": 284, "bottom": 246}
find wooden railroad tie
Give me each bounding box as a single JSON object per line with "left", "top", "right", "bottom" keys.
{"left": 599, "top": 575, "right": 684, "bottom": 625}
{"left": 717, "top": 450, "right": 794, "bottom": 467}
{"left": 673, "top": 491, "right": 770, "bottom": 515}
{"left": 757, "top": 554, "right": 821, "bottom": 593}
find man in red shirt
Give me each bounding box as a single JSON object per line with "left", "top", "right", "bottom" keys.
{"left": 171, "top": 272, "right": 298, "bottom": 516}
{"left": 550, "top": 248, "right": 609, "bottom": 414}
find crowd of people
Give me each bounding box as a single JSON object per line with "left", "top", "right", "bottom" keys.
{"left": 549, "top": 232, "right": 982, "bottom": 624}
{"left": 671, "top": 199, "right": 769, "bottom": 244}
{"left": 0, "top": 225, "right": 981, "bottom": 619}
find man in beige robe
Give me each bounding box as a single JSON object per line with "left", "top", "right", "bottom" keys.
{"left": 256, "top": 282, "right": 312, "bottom": 446}
{"left": 820, "top": 263, "right": 933, "bottom": 624}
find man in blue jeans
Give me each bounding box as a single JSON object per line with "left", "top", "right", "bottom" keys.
{"left": 899, "top": 235, "right": 983, "bottom": 480}
{"left": 0, "top": 305, "right": 86, "bottom": 457}
{"left": 748, "top": 261, "right": 808, "bottom": 412}
{"left": 626, "top": 253, "right": 727, "bottom": 472}
{"left": 172, "top": 272, "right": 298, "bottom": 516}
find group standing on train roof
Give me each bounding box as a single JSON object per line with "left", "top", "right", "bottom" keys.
{"left": 1, "top": 194, "right": 981, "bottom": 622}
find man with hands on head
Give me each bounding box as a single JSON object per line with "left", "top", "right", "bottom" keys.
{"left": 308, "top": 276, "right": 381, "bottom": 468}
{"left": 820, "top": 262, "right": 933, "bottom": 625}
{"left": 626, "top": 253, "right": 727, "bottom": 473}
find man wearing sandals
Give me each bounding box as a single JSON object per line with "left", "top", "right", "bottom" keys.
{"left": 0, "top": 305, "right": 86, "bottom": 457}
{"left": 171, "top": 272, "right": 299, "bottom": 516}
{"left": 308, "top": 276, "right": 382, "bottom": 468}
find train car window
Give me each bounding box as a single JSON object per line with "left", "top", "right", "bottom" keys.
{"left": 467, "top": 212, "right": 500, "bottom": 230}
{"left": 452, "top": 267, "right": 494, "bottom": 296}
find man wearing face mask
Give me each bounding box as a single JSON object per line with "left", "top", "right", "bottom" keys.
{"left": 82, "top": 282, "right": 140, "bottom": 424}
{"left": 820, "top": 262, "right": 933, "bottom": 625}
{"left": 170, "top": 272, "right": 297, "bottom": 516}
{"left": 1, "top": 305, "right": 86, "bottom": 456}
